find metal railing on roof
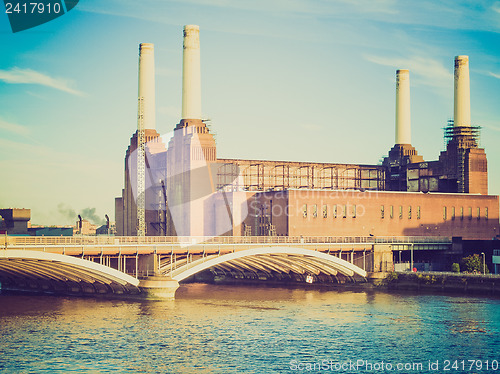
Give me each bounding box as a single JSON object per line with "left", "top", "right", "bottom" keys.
{"left": 1, "top": 235, "right": 452, "bottom": 247}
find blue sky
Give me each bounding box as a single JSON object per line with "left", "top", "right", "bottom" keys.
{"left": 1, "top": 0, "right": 499, "bottom": 225}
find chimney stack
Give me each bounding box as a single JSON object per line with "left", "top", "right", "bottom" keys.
{"left": 395, "top": 69, "right": 411, "bottom": 145}
{"left": 453, "top": 55, "right": 470, "bottom": 127}
{"left": 138, "top": 43, "right": 156, "bottom": 130}
{"left": 182, "top": 25, "right": 202, "bottom": 120}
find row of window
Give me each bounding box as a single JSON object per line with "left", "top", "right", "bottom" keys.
{"left": 443, "top": 206, "right": 488, "bottom": 221}
{"left": 301, "top": 204, "right": 490, "bottom": 221}
{"left": 302, "top": 204, "right": 358, "bottom": 219}
{"left": 302, "top": 203, "right": 416, "bottom": 220}
{"left": 381, "top": 205, "right": 488, "bottom": 220}
{"left": 381, "top": 205, "right": 421, "bottom": 220}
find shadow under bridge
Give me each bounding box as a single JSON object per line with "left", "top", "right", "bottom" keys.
{"left": 0, "top": 250, "right": 141, "bottom": 296}
{"left": 162, "top": 246, "right": 368, "bottom": 284}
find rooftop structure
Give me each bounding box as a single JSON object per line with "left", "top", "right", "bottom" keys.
{"left": 0, "top": 208, "right": 30, "bottom": 235}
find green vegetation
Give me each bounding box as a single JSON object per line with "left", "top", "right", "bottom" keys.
{"left": 462, "top": 254, "right": 489, "bottom": 274}
{"left": 451, "top": 263, "right": 460, "bottom": 273}
{"left": 417, "top": 274, "right": 437, "bottom": 284}
{"left": 386, "top": 272, "right": 398, "bottom": 282}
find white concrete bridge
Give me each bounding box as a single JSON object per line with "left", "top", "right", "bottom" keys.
{"left": 0, "top": 235, "right": 452, "bottom": 298}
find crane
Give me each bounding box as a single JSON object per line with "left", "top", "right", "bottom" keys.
{"left": 136, "top": 97, "right": 146, "bottom": 236}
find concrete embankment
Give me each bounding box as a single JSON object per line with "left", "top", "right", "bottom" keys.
{"left": 373, "top": 271, "right": 500, "bottom": 296}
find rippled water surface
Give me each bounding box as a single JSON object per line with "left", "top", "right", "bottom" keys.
{"left": 1, "top": 284, "right": 500, "bottom": 373}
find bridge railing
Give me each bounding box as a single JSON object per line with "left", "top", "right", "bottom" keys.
{"left": 0, "top": 235, "right": 452, "bottom": 247}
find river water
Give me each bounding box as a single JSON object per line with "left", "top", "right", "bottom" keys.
{"left": 1, "top": 284, "right": 499, "bottom": 373}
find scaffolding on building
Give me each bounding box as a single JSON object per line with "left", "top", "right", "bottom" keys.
{"left": 217, "top": 159, "right": 385, "bottom": 192}
{"left": 443, "top": 120, "right": 481, "bottom": 193}
{"left": 443, "top": 120, "right": 481, "bottom": 149}
{"left": 136, "top": 98, "right": 146, "bottom": 236}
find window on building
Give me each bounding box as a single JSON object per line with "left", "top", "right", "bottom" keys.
{"left": 443, "top": 206, "right": 447, "bottom": 220}
{"left": 460, "top": 207, "right": 464, "bottom": 220}
{"left": 468, "top": 207, "right": 472, "bottom": 220}
{"left": 312, "top": 204, "right": 318, "bottom": 218}
{"left": 333, "top": 204, "right": 337, "bottom": 218}
{"left": 303, "top": 204, "right": 307, "bottom": 218}
{"left": 408, "top": 206, "right": 412, "bottom": 219}
{"left": 343, "top": 205, "right": 347, "bottom": 218}
{"left": 417, "top": 206, "right": 421, "bottom": 219}
{"left": 476, "top": 207, "right": 480, "bottom": 220}
{"left": 322, "top": 205, "right": 328, "bottom": 218}
{"left": 451, "top": 206, "right": 455, "bottom": 220}
{"left": 381, "top": 205, "right": 385, "bottom": 219}
{"left": 352, "top": 205, "right": 357, "bottom": 218}
{"left": 399, "top": 205, "right": 403, "bottom": 219}
{"left": 390, "top": 205, "right": 394, "bottom": 219}
{"left": 485, "top": 207, "right": 489, "bottom": 219}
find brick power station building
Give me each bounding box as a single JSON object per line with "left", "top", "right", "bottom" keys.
{"left": 115, "top": 26, "right": 499, "bottom": 248}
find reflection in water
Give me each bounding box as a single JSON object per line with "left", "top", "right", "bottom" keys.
{"left": 1, "top": 284, "right": 499, "bottom": 373}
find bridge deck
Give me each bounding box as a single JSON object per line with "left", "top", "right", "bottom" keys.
{"left": 0, "top": 236, "right": 452, "bottom": 256}
{"left": 1, "top": 235, "right": 452, "bottom": 247}
{"left": 0, "top": 236, "right": 453, "bottom": 297}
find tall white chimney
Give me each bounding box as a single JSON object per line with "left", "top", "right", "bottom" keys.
{"left": 182, "top": 25, "right": 202, "bottom": 120}
{"left": 138, "top": 43, "right": 156, "bottom": 130}
{"left": 395, "top": 69, "right": 411, "bottom": 145}
{"left": 453, "top": 55, "right": 471, "bottom": 127}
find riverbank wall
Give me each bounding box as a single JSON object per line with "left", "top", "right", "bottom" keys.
{"left": 376, "top": 271, "right": 500, "bottom": 296}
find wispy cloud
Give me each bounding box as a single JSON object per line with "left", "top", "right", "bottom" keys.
{"left": 365, "top": 55, "right": 452, "bottom": 89}
{"left": 26, "top": 90, "right": 50, "bottom": 100}
{"left": 0, "top": 67, "right": 84, "bottom": 96}
{"left": 489, "top": 71, "right": 500, "bottom": 79}
{"left": 329, "top": 0, "right": 398, "bottom": 15}
{"left": 0, "top": 138, "right": 50, "bottom": 155}
{"left": 77, "top": 0, "right": 500, "bottom": 33}
{"left": 165, "top": 0, "right": 399, "bottom": 15}
{"left": 0, "top": 118, "right": 30, "bottom": 136}
{"left": 493, "top": 2, "right": 500, "bottom": 14}
{"left": 300, "top": 123, "right": 324, "bottom": 131}
{"left": 79, "top": 0, "right": 398, "bottom": 18}
{"left": 481, "top": 123, "right": 500, "bottom": 132}
{"left": 77, "top": 0, "right": 180, "bottom": 25}
{"left": 0, "top": 137, "right": 120, "bottom": 173}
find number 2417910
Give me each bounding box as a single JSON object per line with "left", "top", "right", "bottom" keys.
{"left": 5, "top": 2, "right": 62, "bottom": 14}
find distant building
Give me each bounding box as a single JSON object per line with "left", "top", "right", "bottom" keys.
{"left": 28, "top": 226, "right": 73, "bottom": 236}
{"left": 0, "top": 208, "right": 30, "bottom": 235}
{"left": 75, "top": 218, "right": 97, "bottom": 235}
{"left": 96, "top": 222, "right": 115, "bottom": 235}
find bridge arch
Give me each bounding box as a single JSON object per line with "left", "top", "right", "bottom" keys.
{"left": 0, "top": 250, "right": 140, "bottom": 296}
{"left": 167, "top": 246, "right": 367, "bottom": 283}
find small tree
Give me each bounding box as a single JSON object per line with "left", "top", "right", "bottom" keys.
{"left": 462, "top": 254, "right": 489, "bottom": 274}
{"left": 451, "top": 263, "right": 460, "bottom": 273}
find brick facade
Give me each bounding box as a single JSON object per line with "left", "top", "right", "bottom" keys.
{"left": 243, "top": 190, "right": 499, "bottom": 240}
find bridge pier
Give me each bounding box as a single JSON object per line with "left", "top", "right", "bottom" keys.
{"left": 138, "top": 276, "right": 179, "bottom": 299}
{"left": 372, "top": 244, "right": 394, "bottom": 272}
